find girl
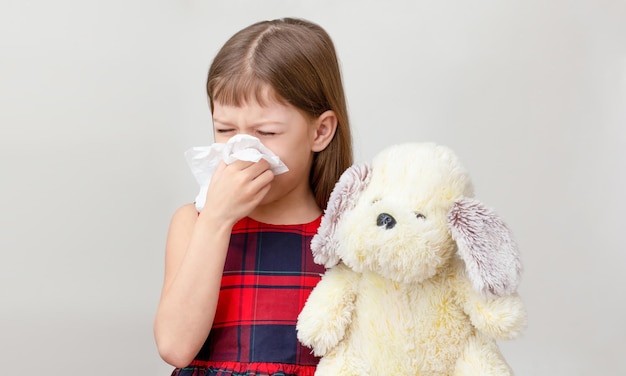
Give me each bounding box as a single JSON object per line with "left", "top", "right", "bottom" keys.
{"left": 154, "top": 18, "right": 353, "bottom": 376}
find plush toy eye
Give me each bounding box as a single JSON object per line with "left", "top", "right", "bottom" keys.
{"left": 415, "top": 212, "right": 426, "bottom": 220}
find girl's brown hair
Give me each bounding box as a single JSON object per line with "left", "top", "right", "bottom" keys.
{"left": 206, "top": 18, "right": 353, "bottom": 210}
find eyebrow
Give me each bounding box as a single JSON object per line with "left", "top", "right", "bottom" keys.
{"left": 212, "top": 118, "right": 234, "bottom": 126}
{"left": 212, "top": 118, "right": 286, "bottom": 127}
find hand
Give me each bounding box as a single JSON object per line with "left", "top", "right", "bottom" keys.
{"left": 201, "top": 159, "right": 274, "bottom": 225}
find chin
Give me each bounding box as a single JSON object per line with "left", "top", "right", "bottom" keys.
{"left": 260, "top": 183, "right": 299, "bottom": 207}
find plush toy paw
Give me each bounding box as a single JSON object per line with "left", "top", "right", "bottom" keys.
{"left": 296, "top": 264, "right": 359, "bottom": 356}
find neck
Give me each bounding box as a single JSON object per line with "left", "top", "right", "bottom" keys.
{"left": 249, "top": 189, "right": 321, "bottom": 225}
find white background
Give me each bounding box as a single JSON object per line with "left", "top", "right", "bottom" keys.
{"left": 1, "top": 1, "right": 625, "bottom": 375}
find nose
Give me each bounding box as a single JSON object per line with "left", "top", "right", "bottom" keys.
{"left": 376, "top": 213, "right": 396, "bottom": 229}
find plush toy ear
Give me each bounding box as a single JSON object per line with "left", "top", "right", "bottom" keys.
{"left": 311, "top": 163, "right": 371, "bottom": 267}
{"left": 447, "top": 198, "right": 522, "bottom": 296}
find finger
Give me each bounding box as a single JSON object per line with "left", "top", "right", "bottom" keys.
{"left": 252, "top": 168, "right": 275, "bottom": 186}
{"left": 249, "top": 173, "right": 273, "bottom": 204}
{"left": 247, "top": 159, "right": 272, "bottom": 178}
{"left": 227, "top": 159, "right": 256, "bottom": 170}
{"left": 227, "top": 159, "right": 271, "bottom": 178}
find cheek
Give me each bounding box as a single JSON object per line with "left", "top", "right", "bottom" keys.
{"left": 263, "top": 146, "right": 289, "bottom": 171}
{"left": 258, "top": 140, "right": 287, "bottom": 160}
{"left": 213, "top": 133, "right": 230, "bottom": 143}
{"left": 279, "top": 148, "right": 312, "bottom": 171}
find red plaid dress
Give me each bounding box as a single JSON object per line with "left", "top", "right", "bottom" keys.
{"left": 171, "top": 216, "right": 326, "bottom": 376}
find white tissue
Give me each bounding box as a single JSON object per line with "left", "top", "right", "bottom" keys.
{"left": 185, "top": 134, "right": 289, "bottom": 212}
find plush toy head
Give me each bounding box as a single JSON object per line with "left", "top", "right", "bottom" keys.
{"left": 312, "top": 142, "right": 521, "bottom": 295}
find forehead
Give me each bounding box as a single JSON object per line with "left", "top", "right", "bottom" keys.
{"left": 213, "top": 82, "right": 289, "bottom": 116}
{"left": 212, "top": 96, "right": 314, "bottom": 129}
{"left": 211, "top": 76, "right": 285, "bottom": 108}
{"left": 213, "top": 97, "right": 291, "bottom": 119}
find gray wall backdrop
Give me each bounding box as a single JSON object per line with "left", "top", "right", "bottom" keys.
{"left": 1, "top": 0, "right": 624, "bottom": 375}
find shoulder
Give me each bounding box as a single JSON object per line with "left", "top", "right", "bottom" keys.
{"left": 164, "top": 203, "right": 199, "bottom": 252}
{"left": 172, "top": 203, "right": 199, "bottom": 219}
{"left": 168, "top": 203, "right": 199, "bottom": 231}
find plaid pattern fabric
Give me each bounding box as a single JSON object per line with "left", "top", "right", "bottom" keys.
{"left": 172, "top": 362, "right": 315, "bottom": 376}
{"left": 176, "top": 216, "right": 325, "bottom": 375}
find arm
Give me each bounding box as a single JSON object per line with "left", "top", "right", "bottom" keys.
{"left": 154, "top": 160, "right": 273, "bottom": 368}
{"left": 297, "top": 263, "right": 360, "bottom": 356}
{"left": 457, "top": 275, "right": 527, "bottom": 340}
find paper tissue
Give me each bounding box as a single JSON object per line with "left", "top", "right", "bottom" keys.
{"left": 185, "top": 134, "right": 289, "bottom": 212}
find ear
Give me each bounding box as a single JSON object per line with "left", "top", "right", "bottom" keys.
{"left": 447, "top": 198, "right": 522, "bottom": 296}
{"left": 311, "top": 110, "right": 338, "bottom": 152}
{"left": 311, "top": 162, "right": 371, "bottom": 267}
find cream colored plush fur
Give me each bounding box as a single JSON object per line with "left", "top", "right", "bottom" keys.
{"left": 297, "top": 142, "right": 526, "bottom": 375}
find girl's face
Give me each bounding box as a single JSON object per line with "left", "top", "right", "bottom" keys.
{"left": 211, "top": 95, "right": 320, "bottom": 207}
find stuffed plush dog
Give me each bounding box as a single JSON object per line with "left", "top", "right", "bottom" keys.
{"left": 297, "top": 142, "right": 526, "bottom": 375}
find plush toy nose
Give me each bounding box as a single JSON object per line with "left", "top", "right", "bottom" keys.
{"left": 376, "top": 213, "right": 396, "bottom": 229}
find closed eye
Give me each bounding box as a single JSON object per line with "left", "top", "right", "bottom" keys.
{"left": 415, "top": 212, "right": 426, "bottom": 220}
